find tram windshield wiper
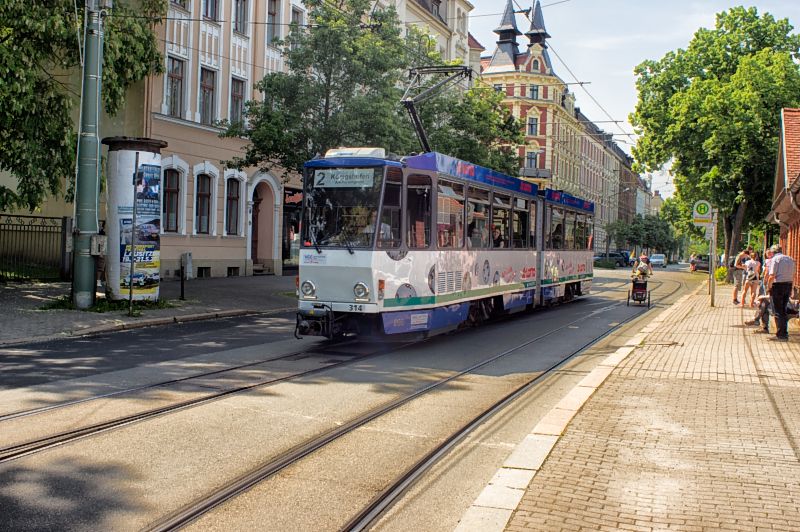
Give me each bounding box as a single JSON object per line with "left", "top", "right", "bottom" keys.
{"left": 310, "top": 233, "right": 322, "bottom": 254}
{"left": 342, "top": 235, "right": 355, "bottom": 255}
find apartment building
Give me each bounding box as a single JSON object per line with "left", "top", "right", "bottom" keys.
{"left": 479, "top": 0, "right": 627, "bottom": 250}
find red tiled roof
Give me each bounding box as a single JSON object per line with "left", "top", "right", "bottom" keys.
{"left": 783, "top": 108, "right": 800, "bottom": 187}
{"left": 468, "top": 33, "right": 485, "bottom": 51}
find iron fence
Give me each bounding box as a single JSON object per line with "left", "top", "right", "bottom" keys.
{"left": 0, "top": 214, "right": 70, "bottom": 281}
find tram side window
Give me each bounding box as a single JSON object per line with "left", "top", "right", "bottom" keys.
{"left": 564, "top": 211, "right": 576, "bottom": 250}
{"left": 575, "top": 214, "right": 587, "bottom": 250}
{"left": 530, "top": 202, "right": 538, "bottom": 249}
{"left": 406, "top": 175, "right": 432, "bottom": 248}
{"left": 587, "top": 216, "right": 595, "bottom": 250}
{"left": 467, "top": 187, "right": 490, "bottom": 248}
{"left": 548, "top": 207, "right": 564, "bottom": 249}
{"left": 512, "top": 197, "right": 529, "bottom": 248}
{"left": 378, "top": 169, "right": 402, "bottom": 248}
{"left": 491, "top": 193, "right": 511, "bottom": 248}
{"left": 437, "top": 180, "right": 464, "bottom": 248}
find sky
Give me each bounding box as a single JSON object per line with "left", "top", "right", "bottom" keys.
{"left": 467, "top": 0, "right": 800, "bottom": 198}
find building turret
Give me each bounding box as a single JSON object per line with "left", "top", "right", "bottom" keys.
{"left": 526, "top": 0, "right": 551, "bottom": 47}
{"left": 484, "top": 0, "right": 521, "bottom": 72}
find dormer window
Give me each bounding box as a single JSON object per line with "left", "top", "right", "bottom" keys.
{"left": 432, "top": 0, "right": 441, "bottom": 18}
{"left": 533, "top": 59, "right": 540, "bottom": 71}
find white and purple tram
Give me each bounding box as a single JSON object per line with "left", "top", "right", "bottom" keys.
{"left": 295, "top": 147, "right": 595, "bottom": 339}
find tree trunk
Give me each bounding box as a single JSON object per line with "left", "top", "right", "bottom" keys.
{"left": 724, "top": 200, "right": 747, "bottom": 282}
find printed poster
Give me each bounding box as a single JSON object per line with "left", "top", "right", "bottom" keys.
{"left": 119, "top": 164, "right": 161, "bottom": 298}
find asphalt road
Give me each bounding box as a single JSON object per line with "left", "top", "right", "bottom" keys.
{"left": 0, "top": 268, "right": 701, "bottom": 531}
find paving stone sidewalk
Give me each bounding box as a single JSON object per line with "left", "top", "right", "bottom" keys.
{"left": 502, "top": 285, "right": 800, "bottom": 531}
{"left": 0, "top": 275, "right": 297, "bottom": 345}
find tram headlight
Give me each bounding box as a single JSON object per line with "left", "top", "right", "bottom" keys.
{"left": 300, "top": 280, "right": 316, "bottom": 298}
{"left": 353, "top": 282, "right": 370, "bottom": 300}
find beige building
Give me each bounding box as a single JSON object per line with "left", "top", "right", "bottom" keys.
{"left": 381, "top": 0, "right": 475, "bottom": 65}
{"left": 479, "top": 0, "right": 625, "bottom": 250}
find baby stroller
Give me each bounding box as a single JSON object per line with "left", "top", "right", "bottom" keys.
{"left": 628, "top": 273, "right": 651, "bottom": 307}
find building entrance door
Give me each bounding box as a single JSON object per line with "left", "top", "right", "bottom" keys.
{"left": 251, "top": 190, "right": 262, "bottom": 261}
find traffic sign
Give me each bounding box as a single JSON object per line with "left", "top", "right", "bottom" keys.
{"left": 693, "top": 200, "right": 712, "bottom": 227}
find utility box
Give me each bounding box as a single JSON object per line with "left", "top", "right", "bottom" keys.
{"left": 181, "top": 252, "right": 193, "bottom": 280}
{"left": 90, "top": 234, "right": 107, "bottom": 256}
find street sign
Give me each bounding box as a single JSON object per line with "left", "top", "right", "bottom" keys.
{"left": 704, "top": 225, "right": 714, "bottom": 240}
{"left": 693, "top": 200, "right": 712, "bottom": 227}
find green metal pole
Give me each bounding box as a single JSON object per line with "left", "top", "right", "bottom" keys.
{"left": 73, "top": 0, "right": 104, "bottom": 309}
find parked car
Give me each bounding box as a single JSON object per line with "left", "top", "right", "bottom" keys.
{"left": 617, "top": 250, "right": 636, "bottom": 266}
{"left": 693, "top": 255, "right": 710, "bottom": 272}
{"left": 649, "top": 253, "right": 667, "bottom": 268}
{"left": 593, "top": 251, "right": 628, "bottom": 268}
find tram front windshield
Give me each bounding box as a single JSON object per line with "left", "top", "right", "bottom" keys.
{"left": 303, "top": 167, "right": 384, "bottom": 248}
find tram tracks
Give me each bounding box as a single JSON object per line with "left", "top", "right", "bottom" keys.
{"left": 0, "top": 341, "right": 410, "bottom": 465}
{"left": 147, "top": 277, "right": 689, "bottom": 531}
{"left": 144, "top": 290, "right": 673, "bottom": 531}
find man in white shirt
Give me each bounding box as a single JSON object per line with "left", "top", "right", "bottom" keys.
{"left": 767, "top": 244, "right": 796, "bottom": 341}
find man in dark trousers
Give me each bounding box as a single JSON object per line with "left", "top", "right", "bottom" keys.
{"left": 767, "top": 244, "right": 796, "bottom": 342}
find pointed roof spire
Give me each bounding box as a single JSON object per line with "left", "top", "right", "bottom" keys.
{"left": 494, "top": 0, "right": 521, "bottom": 36}
{"left": 526, "top": 0, "right": 551, "bottom": 43}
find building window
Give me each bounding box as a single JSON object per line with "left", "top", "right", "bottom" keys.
{"left": 170, "top": 0, "right": 187, "bottom": 9}
{"left": 202, "top": 0, "right": 218, "bottom": 20}
{"left": 199, "top": 68, "right": 216, "bottom": 125}
{"left": 432, "top": 0, "right": 441, "bottom": 18}
{"left": 230, "top": 78, "right": 245, "bottom": 124}
{"left": 233, "top": 0, "right": 248, "bottom": 34}
{"left": 290, "top": 7, "right": 303, "bottom": 50}
{"left": 196, "top": 174, "right": 211, "bottom": 234}
{"left": 166, "top": 57, "right": 184, "bottom": 118}
{"left": 529, "top": 84, "right": 539, "bottom": 99}
{"left": 267, "top": 0, "right": 279, "bottom": 45}
{"left": 527, "top": 116, "right": 538, "bottom": 136}
{"left": 532, "top": 59, "right": 540, "bottom": 71}
{"left": 526, "top": 152, "right": 538, "bottom": 168}
{"left": 493, "top": 84, "right": 502, "bottom": 92}
{"left": 225, "top": 178, "right": 240, "bottom": 235}
{"left": 163, "top": 169, "right": 180, "bottom": 232}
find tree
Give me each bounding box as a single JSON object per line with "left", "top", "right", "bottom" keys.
{"left": 630, "top": 7, "right": 800, "bottom": 278}
{"left": 0, "top": 0, "right": 166, "bottom": 211}
{"left": 222, "top": 0, "right": 523, "bottom": 178}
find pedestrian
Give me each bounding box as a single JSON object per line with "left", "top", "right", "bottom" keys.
{"left": 689, "top": 253, "right": 697, "bottom": 272}
{"left": 766, "top": 244, "right": 796, "bottom": 342}
{"left": 731, "top": 246, "right": 752, "bottom": 305}
{"left": 741, "top": 253, "right": 761, "bottom": 307}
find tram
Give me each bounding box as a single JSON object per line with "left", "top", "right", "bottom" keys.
{"left": 295, "top": 147, "right": 594, "bottom": 339}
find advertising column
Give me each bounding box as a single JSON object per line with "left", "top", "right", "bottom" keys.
{"left": 102, "top": 137, "right": 168, "bottom": 301}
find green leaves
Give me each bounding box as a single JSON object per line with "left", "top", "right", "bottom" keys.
{"left": 223, "top": 0, "right": 523, "bottom": 179}
{"left": 0, "top": 0, "right": 166, "bottom": 211}
{"left": 630, "top": 6, "right": 800, "bottom": 243}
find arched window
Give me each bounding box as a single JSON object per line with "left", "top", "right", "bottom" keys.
{"left": 196, "top": 174, "right": 211, "bottom": 234}
{"left": 532, "top": 59, "right": 540, "bottom": 71}
{"left": 225, "top": 177, "right": 241, "bottom": 235}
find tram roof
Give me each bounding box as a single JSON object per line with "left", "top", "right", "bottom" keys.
{"left": 304, "top": 151, "right": 545, "bottom": 200}
{"left": 403, "top": 152, "right": 539, "bottom": 199}
{"left": 542, "top": 189, "right": 595, "bottom": 214}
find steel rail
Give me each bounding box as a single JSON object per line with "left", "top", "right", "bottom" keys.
{"left": 0, "top": 341, "right": 411, "bottom": 465}
{"left": 342, "top": 277, "right": 687, "bottom": 531}
{"left": 144, "top": 288, "right": 666, "bottom": 532}
{"left": 0, "top": 343, "right": 337, "bottom": 422}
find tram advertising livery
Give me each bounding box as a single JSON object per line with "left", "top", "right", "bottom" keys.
{"left": 295, "top": 147, "right": 595, "bottom": 339}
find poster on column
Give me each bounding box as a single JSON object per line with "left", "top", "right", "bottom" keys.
{"left": 119, "top": 163, "right": 161, "bottom": 298}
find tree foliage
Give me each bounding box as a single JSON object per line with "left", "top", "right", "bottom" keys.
{"left": 223, "top": 0, "right": 523, "bottom": 178}
{"left": 0, "top": 0, "right": 166, "bottom": 211}
{"left": 630, "top": 6, "right": 800, "bottom": 263}
{"left": 607, "top": 215, "right": 675, "bottom": 254}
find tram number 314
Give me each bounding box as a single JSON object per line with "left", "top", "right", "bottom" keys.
{"left": 348, "top": 304, "right": 364, "bottom": 312}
